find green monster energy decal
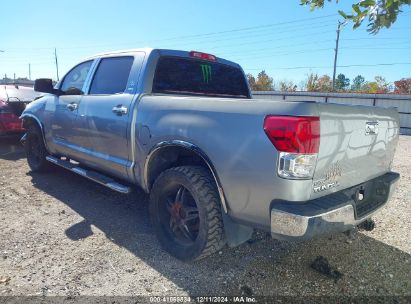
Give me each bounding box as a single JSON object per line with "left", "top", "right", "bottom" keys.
{"left": 200, "top": 64, "right": 212, "bottom": 84}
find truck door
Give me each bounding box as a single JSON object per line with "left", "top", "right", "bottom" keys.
{"left": 76, "top": 54, "right": 143, "bottom": 179}
{"left": 50, "top": 60, "right": 94, "bottom": 157}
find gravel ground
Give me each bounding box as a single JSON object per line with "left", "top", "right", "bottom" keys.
{"left": 0, "top": 135, "right": 410, "bottom": 298}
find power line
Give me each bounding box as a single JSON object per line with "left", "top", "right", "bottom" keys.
{"left": 384, "top": 26, "right": 411, "bottom": 30}
{"left": 218, "top": 39, "right": 333, "bottom": 57}
{"left": 1, "top": 14, "right": 408, "bottom": 55}
{"left": 5, "top": 33, "right": 409, "bottom": 62}
{"left": 161, "top": 20, "right": 337, "bottom": 48}
{"left": 204, "top": 28, "right": 335, "bottom": 52}
{"left": 219, "top": 36, "right": 411, "bottom": 58}
{"left": 341, "top": 46, "right": 411, "bottom": 50}
{"left": 229, "top": 48, "right": 334, "bottom": 61}
{"left": 0, "top": 27, "right": 337, "bottom": 62}
{"left": 340, "top": 41, "right": 411, "bottom": 47}
{"left": 1, "top": 14, "right": 338, "bottom": 51}
{"left": 342, "top": 37, "right": 411, "bottom": 41}
{"left": 245, "top": 62, "right": 411, "bottom": 71}
{"left": 0, "top": 42, "right": 335, "bottom": 66}
{"left": 146, "top": 14, "right": 338, "bottom": 42}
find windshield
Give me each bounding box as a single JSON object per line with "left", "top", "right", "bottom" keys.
{"left": 152, "top": 56, "right": 250, "bottom": 98}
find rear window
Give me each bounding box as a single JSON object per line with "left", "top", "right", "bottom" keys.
{"left": 152, "top": 57, "right": 250, "bottom": 98}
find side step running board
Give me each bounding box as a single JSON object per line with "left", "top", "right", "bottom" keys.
{"left": 46, "top": 156, "right": 131, "bottom": 194}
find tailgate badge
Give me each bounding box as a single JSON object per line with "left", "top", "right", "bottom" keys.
{"left": 313, "top": 162, "right": 342, "bottom": 193}
{"left": 365, "top": 121, "right": 379, "bottom": 135}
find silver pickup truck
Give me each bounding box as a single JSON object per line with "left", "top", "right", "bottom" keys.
{"left": 21, "top": 48, "right": 400, "bottom": 261}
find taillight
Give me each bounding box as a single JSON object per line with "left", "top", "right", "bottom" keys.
{"left": 189, "top": 51, "right": 217, "bottom": 61}
{"left": 263, "top": 116, "right": 320, "bottom": 153}
{"left": 264, "top": 115, "right": 320, "bottom": 179}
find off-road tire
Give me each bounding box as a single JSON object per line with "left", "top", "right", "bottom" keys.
{"left": 150, "top": 166, "right": 226, "bottom": 261}
{"left": 25, "top": 124, "right": 52, "bottom": 172}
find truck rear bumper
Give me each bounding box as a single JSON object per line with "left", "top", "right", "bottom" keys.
{"left": 270, "top": 172, "right": 400, "bottom": 240}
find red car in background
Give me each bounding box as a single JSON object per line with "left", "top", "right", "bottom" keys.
{"left": 0, "top": 85, "right": 40, "bottom": 137}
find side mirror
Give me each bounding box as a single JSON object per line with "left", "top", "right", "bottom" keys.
{"left": 34, "top": 79, "right": 62, "bottom": 96}
{"left": 64, "top": 87, "right": 84, "bottom": 95}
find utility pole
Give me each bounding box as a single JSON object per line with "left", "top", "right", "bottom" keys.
{"left": 29, "top": 63, "right": 31, "bottom": 80}
{"left": 54, "top": 48, "right": 59, "bottom": 81}
{"left": 332, "top": 21, "right": 343, "bottom": 91}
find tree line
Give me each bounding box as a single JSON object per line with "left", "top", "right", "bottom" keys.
{"left": 247, "top": 71, "right": 411, "bottom": 94}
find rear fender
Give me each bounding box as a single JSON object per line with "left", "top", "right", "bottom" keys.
{"left": 144, "top": 140, "right": 254, "bottom": 247}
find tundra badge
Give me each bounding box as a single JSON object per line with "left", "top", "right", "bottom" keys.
{"left": 313, "top": 162, "right": 342, "bottom": 193}
{"left": 365, "top": 121, "right": 379, "bottom": 135}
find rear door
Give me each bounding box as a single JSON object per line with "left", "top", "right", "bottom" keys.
{"left": 76, "top": 53, "right": 144, "bottom": 178}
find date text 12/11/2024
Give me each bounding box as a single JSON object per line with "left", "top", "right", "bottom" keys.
{"left": 149, "top": 296, "right": 257, "bottom": 303}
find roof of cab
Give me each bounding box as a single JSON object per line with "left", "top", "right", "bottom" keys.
{"left": 85, "top": 48, "right": 155, "bottom": 60}
{"left": 84, "top": 48, "right": 241, "bottom": 69}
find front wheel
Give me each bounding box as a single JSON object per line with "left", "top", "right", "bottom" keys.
{"left": 150, "top": 166, "right": 226, "bottom": 261}
{"left": 25, "top": 124, "right": 51, "bottom": 172}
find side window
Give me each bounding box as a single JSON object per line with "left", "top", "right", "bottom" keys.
{"left": 61, "top": 61, "right": 93, "bottom": 95}
{"left": 89, "top": 56, "right": 134, "bottom": 95}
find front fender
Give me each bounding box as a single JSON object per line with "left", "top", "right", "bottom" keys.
{"left": 20, "top": 96, "right": 49, "bottom": 149}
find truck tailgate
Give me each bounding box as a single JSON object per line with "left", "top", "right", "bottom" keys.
{"left": 311, "top": 102, "right": 400, "bottom": 199}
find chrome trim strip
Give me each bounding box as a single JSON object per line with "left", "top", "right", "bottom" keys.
{"left": 46, "top": 156, "right": 131, "bottom": 194}
{"left": 106, "top": 182, "right": 130, "bottom": 194}
{"left": 271, "top": 205, "right": 358, "bottom": 237}
{"left": 144, "top": 140, "right": 228, "bottom": 213}
{"left": 270, "top": 178, "right": 399, "bottom": 238}
{"left": 46, "top": 156, "right": 58, "bottom": 164}
{"left": 72, "top": 167, "right": 87, "bottom": 176}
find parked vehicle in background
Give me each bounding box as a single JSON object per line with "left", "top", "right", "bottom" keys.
{"left": 21, "top": 48, "right": 400, "bottom": 261}
{"left": 0, "top": 85, "right": 40, "bottom": 137}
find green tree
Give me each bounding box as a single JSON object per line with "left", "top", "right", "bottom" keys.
{"left": 335, "top": 73, "right": 350, "bottom": 91}
{"left": 375, "top": 76, "right": 391, "bottom": 93}
{"left": 362, "top": 81, "right": 378, "bottom": 93}
{"left": 248, "top": 71, "right": 274, "bottom": 91}
{"left": 305, "top": 73, "right": 319, "bottom": 91}
{"left": 317, "top": 74, "right": 333, "bottom": 92}
{"left": 305, "top": 73, "right": 333, "bottom": 92}
{"left": 279, "top": 80, "right": 298, "bottom": 92}
{"left": 300, "top": 0, "right": 411, "bottom": 33}
{"left": 351, "top": 75, "right": 365, "bottom": 91}
{"left": 362, "top": 76, "right": 391, "bottom": 93}
{"left": 247, "top": 73, "right": 257, "bottom": 91}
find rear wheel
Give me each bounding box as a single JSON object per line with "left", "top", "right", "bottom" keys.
{"left": 25, "top": 124, "right": 51, "bottom": 172}
{"left": 150, "top": 166, "right": 226, "bottom": 261}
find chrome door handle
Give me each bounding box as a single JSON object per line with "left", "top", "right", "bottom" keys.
{"left": 112, "top": 105, "right": 128, "bottom": 116}
{"left": 66, "top": 103, "right": 78, "bottom": 111}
